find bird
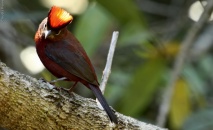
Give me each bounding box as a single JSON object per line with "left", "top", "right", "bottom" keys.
{"left": 34, "top": 6, "right": 118, "bottom": 124}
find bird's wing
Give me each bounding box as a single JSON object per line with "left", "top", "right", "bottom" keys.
{"left": 45, "top": 40, "right": 98, "bottom": 85}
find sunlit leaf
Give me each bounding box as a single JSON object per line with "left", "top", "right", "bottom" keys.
{"left": 169, "top": 78, "right": 191, "bottom": 130}
{"left": 136, "top": 41, "right": 180, "bottom": 60}
{"left": 160, "top": 42, "right": 180, "bottom": 58}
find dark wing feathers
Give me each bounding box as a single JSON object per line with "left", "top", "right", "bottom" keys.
{"left": 45, "top": 40, "right": 97, "bottom": 84}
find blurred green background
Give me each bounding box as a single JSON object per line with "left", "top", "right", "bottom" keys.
{"left": 1, "top": 0, "right": 213, "bottom": 130}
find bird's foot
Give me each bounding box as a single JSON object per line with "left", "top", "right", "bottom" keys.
{"left": 38, "top": 77, "right": 67, "bottom": 85}
{"left": 38, "top": 77, "right": 47, "bottom": 83}
{"left": 54, "top": 87, "right": 74, "bottom": 97}
{"left": 59, "top": 87, "right": 70, "bottom": 92}
{"left": 38, "top": 78, "right": 55, "bottom": 85}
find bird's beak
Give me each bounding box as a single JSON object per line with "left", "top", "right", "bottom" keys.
{"left": 44, "top": 30, "right": 52, "bottom": 39}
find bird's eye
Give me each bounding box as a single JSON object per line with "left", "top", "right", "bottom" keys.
{"left": 43, "top": 23, "right": 47, "bottom": 29}
{"left": 56, "top": 30, "right": 61, "bottom": 35}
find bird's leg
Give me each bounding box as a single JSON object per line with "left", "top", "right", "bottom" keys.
{"left": 57, "top": 82, "right": 78, "bottom": 99}
{"left": 38, "top": 77, "right": 67, "bottom": 85}
{"left": 38, "top": 77, "right": 59, "bottom": 90}
{"left": 69, "top": 81, "right": 78, "bottom": 92}
{"left": 68, "top": 82, "right": 78, "bottom": 97}
{"left": 49, "top": 77, "right": 67, "bottom": 84}
{"left": 38, "top": 78, "right": 56, "bottom": 87}
{"left": 59, "top": 81, "right": 78, "bottom": 94}
{"left": 39, "top": 77, "right": 68, "bottom": 91}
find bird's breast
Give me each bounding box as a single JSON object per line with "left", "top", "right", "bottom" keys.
{"left": 35, "top": 40, "right": 80, "bottom": 82}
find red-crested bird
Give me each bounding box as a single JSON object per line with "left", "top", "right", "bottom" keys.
{"left": 34, "top": 6, "right": 117, "bottom": 123}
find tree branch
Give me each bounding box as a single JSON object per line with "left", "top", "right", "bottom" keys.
{"left": 156, "top": 0, "right": 213, "bottom": 127}
{"left": 0, "top": 62, "right": 166, "bottom": 130}
{"left": 100, "top": 31, "right": 119, "bottom": 93}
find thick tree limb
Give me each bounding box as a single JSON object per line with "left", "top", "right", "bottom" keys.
{"left": 0, "top": 62, "right": 166, "bottom": 130}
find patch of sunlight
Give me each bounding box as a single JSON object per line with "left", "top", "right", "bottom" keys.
{"left": 20, "top": 46, "right": 44, "bottom": 74}
{"left": 189, "top": 1, "right": 213, "bottom": 21}
{"left": 40, "top": 0, "right": 89, "bottom": 15}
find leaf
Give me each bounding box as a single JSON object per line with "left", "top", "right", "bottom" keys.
{"left": 182, "top": 109, "right": 213, "bottom": 130}
{"left": 119, "top": 24, "right": 150, "bottom": 45}
{"left": 169, "top": 78, "right": 191, "bottom": 130}
{"left": 95, "top": 0, "right": 150, "bottom": 45}
{"left": 199, "top": 55, "right": 213, "bottom": 79}
{"left": 74, "top": 4, "right": 112, "bottom": 56}
{"left": 118, "top": 58, "right": 166, "bottom": 116}
{"left": 183, "top": 65, "right": 206, "bottom": 107}
{"left": 95, "top": 0, "right": 145, "bottom": 25}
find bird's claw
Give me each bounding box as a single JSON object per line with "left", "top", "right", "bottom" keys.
{"left": 38, "top": 78, "right": 47, "bottom": 83}
{"left": 38, "top": 78, "right": 55, "bottom": 85}
{"left": 54, "top": 87, "right": 74, "bottom": 97}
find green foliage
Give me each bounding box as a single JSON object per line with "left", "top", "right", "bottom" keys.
{"left": 74, "top": 4, "right": 112, "bottom": 56}
{"left": 118, "top": 58, "right": 166, "bottom": 117}
{"left": 183, "top": 109, "right": 213, "bottom": 130}
{"left": 95, "top": 0, "right": 145, "bottom": 25}
{"left": 95, "top": 0, "right": 149, "bottom": 45}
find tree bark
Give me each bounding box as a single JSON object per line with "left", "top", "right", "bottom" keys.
{"left": 0, "top": 62, "right": 166, "bottom": 130}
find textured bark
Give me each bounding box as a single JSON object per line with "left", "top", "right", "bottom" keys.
{"left": 0, "top": 62, "right": 166, "bottom": 130}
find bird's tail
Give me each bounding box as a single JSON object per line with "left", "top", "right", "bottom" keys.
{"left": 88, "top": 84, "right": 118, "bottom": 124}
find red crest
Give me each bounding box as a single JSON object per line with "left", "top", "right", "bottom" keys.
{"left": 48, "top": 6, "right": 73, "bottom": 29}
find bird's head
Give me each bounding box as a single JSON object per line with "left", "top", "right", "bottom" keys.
{"left": 38, "top": 6, "right": 73, "bottom": 40}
